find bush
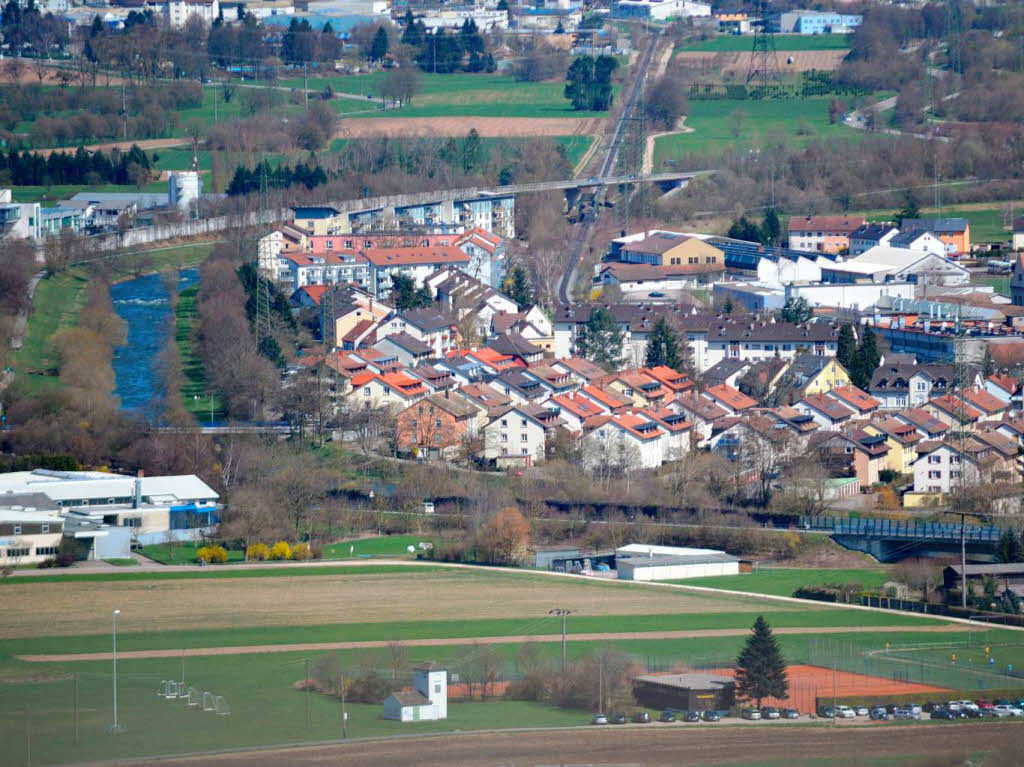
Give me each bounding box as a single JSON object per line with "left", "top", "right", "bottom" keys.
{"left": 247, "top": 542, "right": 270, "bottom": 561}
{"left": 270, "top": 541, "right": 292, "bottom": 561}
{"left": 197, "top": 545, "right": 229, "bottom": 564}
{"left": 292, "top": 542, "right": 313, "bottom": 561}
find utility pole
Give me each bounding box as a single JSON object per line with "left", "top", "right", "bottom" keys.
{"left": 340, "top": 672, "right": 348, "bottom": 738}
{"left": 73, "top": 674, "right": 79, "bottom": 745}
{"left": 549, "top": 608, "right": 572, "bottom": 673}
{"left": 305, "top": 658, "right": 311, "bottom": 727}
{"left": 304, "top": 63, "right": 308, "bottom": 112}
{"left": 110, "top": 609, "right": 122, "bottom": 735}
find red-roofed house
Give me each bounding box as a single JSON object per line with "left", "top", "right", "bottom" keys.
{"left": 579, "top": 384, "right": 631, "bottom": 414}
{"left": 985, "top": 373, "right": 1021, "bottom": 409}
{"left": 961, "top": 387, "right": 1008, "bottom": 422}
{"left": 828, "top": 385, "right": 881, "bottom": 417}
{"left": 396, "top": 393, "right": 483, "bottom": 458}
{"left": 550, "top": 392, "right": 607, "bottom": 432}
{"left": 363, "top": 246, "right": 471, "bottom": 297}
{"left": 924, "top": 394, "right": 983, "bottom": 431}
{"left": 795, "top": 393, "right": 854, "bottom": 430}
{"left": 674, "top": 392, "right": 728, "bottom": 445}
{"left": 582, "top": 413, "right": 666, "bottom": 470}
{"left": 641, "top": 365, "right": 693, "bottom": 394}
{"left": 640, "top": 407, "right": 693, "bottom": 458}
{"left": 788, "top": 215, "right": 866, "bottom": 255}
{"left": 603, "top": 370, "right": 671, "bottom": 408}
{"left": 705, "top": 383, "right": 758, "bottom": 414}
{"left": 349, "top": 370, "right": 428, "bottom": 411}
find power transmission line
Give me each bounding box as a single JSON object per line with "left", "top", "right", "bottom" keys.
{"left": 747, "top": 0, "right": 780, "bottom": 93}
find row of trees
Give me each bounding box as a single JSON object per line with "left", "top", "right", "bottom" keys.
{"left": 0, "top": 144, "right": 152, "bottom": 187}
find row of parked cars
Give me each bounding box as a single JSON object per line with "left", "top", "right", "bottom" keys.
{"left": 819, "top": 699, "right": 1024, "bottom": 721}
{"left": 592, "top": 709, "right": 722, "bottom": 725}
{"left": 740, "top": 706, "right": 800, "bottom": 720}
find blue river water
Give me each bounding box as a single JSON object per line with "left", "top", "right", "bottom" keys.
{"left": 110, "top": 269, "right": 199, "bottom": 412}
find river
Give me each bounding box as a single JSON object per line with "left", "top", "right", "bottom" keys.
{"left": 110, "top": 268, "right": 199, "bottom": 413}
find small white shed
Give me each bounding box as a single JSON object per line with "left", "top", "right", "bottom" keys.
{"left": 381, "top": 663, "right": 448, "bottom": 722}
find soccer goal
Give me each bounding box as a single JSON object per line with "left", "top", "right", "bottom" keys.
{"left": 157, "top": 680, "right": 175, "bottom": 698}
{"left": 202, "top": 691, "right": 215, "bottom": 712}
{"left": 186, "top": 686, "right": 201, "bottom": 708}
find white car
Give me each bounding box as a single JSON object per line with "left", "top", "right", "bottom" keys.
{"left": 994, "top": 705, "right": 1024, "bottom": 717}
{"left": 989, "top": 707, "right": 1012, "bottom": 718}
{"left": 955, "top": 700, "right": 980, "bottom": 712}
{"left": 854, "top": 706, "right": 870, "bottom": 716}
{"left": 835, "top": 705, "right": 856, "bottom": 719}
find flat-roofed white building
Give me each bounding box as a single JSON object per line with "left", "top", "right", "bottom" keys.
{"left": 615, "top": 543, "right": 740, "bottom": 581}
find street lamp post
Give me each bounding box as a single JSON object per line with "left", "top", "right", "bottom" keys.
{"left": 111, "top": 609, "right": 122, "bottom": 734}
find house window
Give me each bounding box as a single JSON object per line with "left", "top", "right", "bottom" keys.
{"left": 42, "top": 524, "right": 49, "bottom": 533}
{"left": 434, "top": 683, "right": 441, "bottom": 693}
{"left": 521, "top": 433, "right": 528, "bottom": 442}
{"left": 502, "top": 434, "right": 508, "bottom": 442}
{"left": 928, "top": 455, "right": 940, "bottom": 464}
{"left": 411, "top": 420, "right": 418, "bottom": 428}
{"left": 435, "top": 420, "right": 442, "bottom": 427}
{"left": 928, "top": 470, "right": 941, "bottom": 479}
{"left": 521, "top": 419, "right": 527, "bottom": 427}
{"left": 951, "top": 470, "right": 962, "bottom": 479}
{"left": 13, "top": 524, "right": 21, "bottom": 535}
{"left": 363, "top": 388, "right": 371, "bottom": 397}
{"left": 35, "top": 546, "right": 57, "bottom": 557}
{"left": 434, "top": 434, "right": 442, "bottom": 443}
{"left": 501, "top": 447, "right": 508, "bottom": 455}
{"left": 522, "top": 448, "right": 528, "bottom": 455}
{"left": 501, "top": 419, "right": 508, "bottom": 427}
{"left": 6, "top": 547, "right": 29, "bottom": 558}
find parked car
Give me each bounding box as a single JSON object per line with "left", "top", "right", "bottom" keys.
{"left": 955, "top": 700, "right": 980, "bottom": 712}
{"left": 923, "top": 701, "right": 944, "bottom": 713}
{"left": 994, "top": 704, "right": 1024, "bottom": 717}
{"left": 854, "top": 706, "right": 870, "bottom": 716}
{"left": 930, "top": 708, "right": 957, "bottom": 720}
{"left": 869, "top": 708, "right": 889, "bottom": 721}
{"left": 782, "top": 708, "right": 800, "bottom": 720}
{"left": 610, "top": 712, "right": 627, "bottom": 724}
{"left": 975, "top": 699, "right": 994, "bottom": 710}
{"left": 892, "top": 707, "right": 920, "bottom": 720}
{"left": 760, "top": 707, "right": 780, "bottom": 720}
{"left": 648, "top": 291, "right": 665, "bottom": 298}
{"left": 684, "top": 710, "right": 701, "bottom": 723}
{"left": 632, "top": 711, "right": 651, "bottom": 723}
{"left": 988, "top": 706, "right": 1012, "bottom": 718}
{"left": 658, "top": 710, "right": 676, "bottom": 723}
{"left": 701, "top": 710, "right": 721, "bottom": 722}
{"left": 819, "top": 706, "right": 837, "bottom": 718}
{"left": 742, "top": 708, "right": 762, "bottom": 720}
{"left": 835, "top": 705, "right": 856, "bottom": 719}
{"left": 963, "top": 707, "right": 986, "bottom": 719}
{"left": 904, "top": 703, "right": 923, "bottom": 715}
{"left": 592, "top": 713, "right": 609, "bottom": 725}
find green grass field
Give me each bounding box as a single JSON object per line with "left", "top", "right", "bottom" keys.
{"left": 679, "top": 34, "right": 851, "bottom": 52}
{"left": 653, "top": 97, "right": 859, "bottom": 168}
{"left": 139, "top": 542, "right": 244, "bottom": 566}
{"left": 174, "top": 284, "right": 226, "bottom": 422}
{"left": 323, "top": 535, "right": 428, "bottom": 560}
{"left": 674, "top": 567, "right": 891, "bottom": 597}
{"left": 285, "top": 72, "right": 617, "bottom": 119}
{"left": 1, "top": 560, "right": 1020, "bottom": 766}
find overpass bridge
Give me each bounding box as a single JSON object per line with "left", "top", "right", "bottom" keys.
{"left": 802, "top": 516, "right": 1003, "bottom": 562}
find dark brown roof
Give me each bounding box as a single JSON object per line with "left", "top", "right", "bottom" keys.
{"left": 390, "top": 691, "right": 430, "bottom": 706}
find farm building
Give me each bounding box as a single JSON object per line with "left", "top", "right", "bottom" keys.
{"left": 528, "top": 545, "right": 615, "bottom": 572}
{"left": 633, "top": 672, "right": 736, "bottom": 711}
{"left": 381, "top": 663, "right": 448, "bottom": 722}
{"left": 943, "top": 563, "right": 1024, "bottom": 597}
{"left": 615, "top": 544, "right": 740, "bottom": 581}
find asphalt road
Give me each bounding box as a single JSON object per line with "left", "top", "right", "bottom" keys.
{"left": 120, "top": 720, "right": 1024, "bottom": 767}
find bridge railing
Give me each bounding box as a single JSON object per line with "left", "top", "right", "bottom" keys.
{"left": 800, "top": 515, "right": 1003, "bottom": 542}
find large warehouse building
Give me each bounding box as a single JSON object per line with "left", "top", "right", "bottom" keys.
{"left": 615, "top": 543, "right": 740, "bottom": 581}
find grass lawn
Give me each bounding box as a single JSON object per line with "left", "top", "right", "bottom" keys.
{"left": 323, "top": 535, "right": 431, "bottom": 560}
{"left": 139, "top": 542, "right": 245, "bottom": 566}
{"left": 679, "top": 33, "right": 851, "bottom": 52}
{"left": 174, "top": 284, "right": 226, "bottom": 422}
{"left": 287, "top": 72, "right": 616, "bottom": 119}
{"left": 653, "top": 97, "right": 860, "bottom": 168}
{"left": 10, "top": 270, "right": 89, "bottom": 393}
{"left": 974, "top": 275, "right": 1009, "bottom": 295}
{"left": 673, "top": 567, "right": 891, "bottom": 597}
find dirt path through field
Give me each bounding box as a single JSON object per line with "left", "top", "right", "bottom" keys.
{"left": 646, "top": 116, "right": 694, "bottom": 174}
{"left": 119, "top": 721, "right": 1023, "bottom": 767}
{"left": 32, "top": 138, "right": 189, "bottom": 158}
{"left": 335, "top": 116, "right": 606, "bottom": 138}
{"left": 18, "top": 624, "right": 966, "bottom": 663}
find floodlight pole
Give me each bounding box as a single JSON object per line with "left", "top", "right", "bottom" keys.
{"left": 111, "top": 609, "right": 121, "bottom": 735}
{"left": 549, "top": 608, "right": 572, "bottom": 673}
